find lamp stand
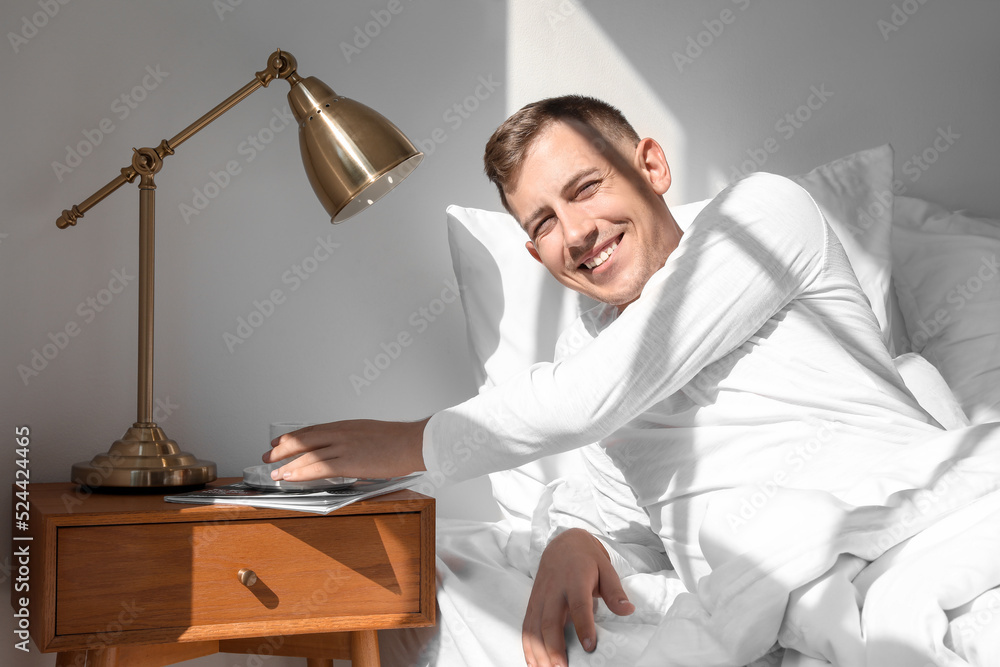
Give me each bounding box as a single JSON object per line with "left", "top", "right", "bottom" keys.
{"left": 71, "top": 147, "right": 216, "bottom": 489}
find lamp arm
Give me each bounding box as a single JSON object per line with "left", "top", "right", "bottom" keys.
{"left": 56, "top": 49, "right": 301, "bottom": 229}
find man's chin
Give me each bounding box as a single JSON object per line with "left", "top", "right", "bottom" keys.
{"left": 570, "top": 283, "right": 639, "bottom": 307}
{"left": 594, "top": 280, "right": 648, "bottom": 308}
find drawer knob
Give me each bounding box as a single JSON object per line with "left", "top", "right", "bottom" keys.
{"left": 238, "top": 568, "right": 258, "bottom": 587}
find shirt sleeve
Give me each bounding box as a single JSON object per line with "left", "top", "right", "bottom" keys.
{"left": 423, "top": 172, "right": 829, "bottom": 482}
{"left": 582, "top": 442, "right": 673, "bottom": 577}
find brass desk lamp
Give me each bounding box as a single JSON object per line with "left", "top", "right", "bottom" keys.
{"left": 56, "top": 50, "right": 423, "bottom": 489}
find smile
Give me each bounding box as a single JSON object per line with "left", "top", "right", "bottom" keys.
{"left": 581, "top": 235, "right": 622, "bottom": 270}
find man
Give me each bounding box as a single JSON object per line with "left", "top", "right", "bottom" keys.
{"left": 264, "top": 97, "right": 997, "bottom": 666}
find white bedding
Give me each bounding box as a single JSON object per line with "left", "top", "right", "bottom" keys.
{"left": 380, "top": 354, "right": 996, "bottom": 666}
{"left": 378, "top": 519, "right": 665, "bottom": 667}
{"left": 381, "top": 430, "right": 1000, "bottom": 667}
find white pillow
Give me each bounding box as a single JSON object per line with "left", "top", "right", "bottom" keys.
{"left": 790, "top": 144, "right": 896, "bottom": 351}
{"left": 892, "top": 195, "right": 1000, "bottom": 424}
{"left": 446, "top": 205, "right": 591, "bottom": 526}
{"left": 446, "top": 146, "right": 899, "bottom": 528}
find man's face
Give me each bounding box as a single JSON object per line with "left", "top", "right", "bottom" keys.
{"left": 505, "top": 120, "right": 682, "bottom": 309}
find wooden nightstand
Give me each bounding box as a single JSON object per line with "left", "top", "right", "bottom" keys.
{"left": 13, "top": 480, "right": 435, "bottom": 666}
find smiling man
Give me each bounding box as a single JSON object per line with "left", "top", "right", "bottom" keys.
{"left": 263, "top": 97, "right": 988, "bottom": 667}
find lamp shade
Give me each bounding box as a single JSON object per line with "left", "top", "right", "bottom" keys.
{"left": 288, "top": 76, "right": 423, "bottom": 223}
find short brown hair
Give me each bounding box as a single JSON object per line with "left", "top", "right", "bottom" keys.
{"left": 483, "top": 95, "right": 641, "bottom": 213}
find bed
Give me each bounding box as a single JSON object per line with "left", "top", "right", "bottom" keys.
{"left": 378, "top": 145, "right": 1000, "bottom": 666}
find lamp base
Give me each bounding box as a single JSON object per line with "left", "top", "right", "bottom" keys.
{"left": 71, "top": 423, "right": 217, "bottom": 490}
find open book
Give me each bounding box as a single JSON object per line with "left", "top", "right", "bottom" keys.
{"left": 165, "top": 474, "right": 425, "bottom": 515}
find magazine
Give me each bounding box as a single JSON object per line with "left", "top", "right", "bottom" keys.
{"left": 165, "top": 474, "right": 425, "bottom": 515}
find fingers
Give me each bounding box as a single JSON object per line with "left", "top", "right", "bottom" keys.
{"left": 596, "top": 558, "right": 635, "bottom": 617}
{"left": 261, "top": 418, "right": 429, "bottom": 482}
{"left": 566, "top": 586, "right": 597, "bottom": 653}
{"left": 522, "top": 595, "right": 570, "bottom": 667}
{"left": 268, "top": 449, "right": 342, "bottom": 481}
{"left": 274, "top": 458, "right": 343, "bottom": 482}
{"left": 267, "top": 424, "right": 326, "bottom": 459}
{"left": 264, "top": 427, "right": 342, "bottom": 481}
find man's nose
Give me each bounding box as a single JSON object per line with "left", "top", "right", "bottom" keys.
{"left": 561, "top": 209, "right": 599, "bottom": 254}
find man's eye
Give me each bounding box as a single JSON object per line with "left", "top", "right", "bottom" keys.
{"left": 578, "top": 180, "right": 599, "bottom": 196}
{"left": 532, "top": 216, "right": 554, "bottom": 239}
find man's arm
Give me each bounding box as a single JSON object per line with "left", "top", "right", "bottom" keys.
{"left": 265, "top": 173, "right": 827, "bottom": 483}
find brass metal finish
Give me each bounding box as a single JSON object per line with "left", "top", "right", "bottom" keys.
{"left": 70, "top": 146, "right": 216, "bottom": 488}
{"left": 57, "top": 49, "right": 420, "bottom": 489}
{"left": 71, "top": 424, "right": 216, "bottom": 488}
{"left": 288, "top": 77, "right": 422, "bottom": 222}
{"left": 238, "top": 568, "right": 258, "bottom": 587}
{"left": 56, "top": 50, "right": 299, "bottom": 230}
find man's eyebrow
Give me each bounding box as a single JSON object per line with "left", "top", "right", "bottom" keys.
{"left": 522, "top": 167, "right": 601, "bottom": 233}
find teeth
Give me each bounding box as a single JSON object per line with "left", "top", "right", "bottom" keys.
{"left": 584, "top": 240, "right": 618, "bottom": 269}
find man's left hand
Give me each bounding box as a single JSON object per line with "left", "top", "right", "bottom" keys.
{"left": 264, "top": 418, "right": 429, "bottom": 480}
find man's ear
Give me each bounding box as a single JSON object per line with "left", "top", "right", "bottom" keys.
{"left": 525, "top": 241, "right": 543, "bottom": 264}
{"left": 635, "top": 138, "right": 672, "bottom": 196}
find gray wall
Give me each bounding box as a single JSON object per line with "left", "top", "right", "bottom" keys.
{"left": 3, "top": 1, "right": 998, "bottom": 665}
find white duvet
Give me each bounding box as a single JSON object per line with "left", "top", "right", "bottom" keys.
{"left": 636, "top": 421, "right": 1000, "bottom": 666}
{"left": 381, "top": 356, "right": 1000, "bottom": 667}
{"left": 381, "top": 440, "right": 1000, "bottom": 666}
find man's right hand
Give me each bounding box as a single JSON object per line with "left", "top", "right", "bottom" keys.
{"left": 522, "top": 527, "right": 635, "bottom": 667}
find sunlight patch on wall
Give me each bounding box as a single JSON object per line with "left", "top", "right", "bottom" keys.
{"left": 507, "top": 0, "right": 687, "bottom": 205}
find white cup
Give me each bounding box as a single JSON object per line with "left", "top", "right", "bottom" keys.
{"left": 244, "top": 422, "right": 356, "bottom": 490}
{"left": 269, "top": 421, "right": 312, "bottom": 442}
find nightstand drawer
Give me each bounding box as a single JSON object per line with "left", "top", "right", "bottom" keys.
{"left": 56, "top": 513, "right": 422, "bottom": 635}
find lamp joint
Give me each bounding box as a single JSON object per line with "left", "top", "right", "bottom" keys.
{"left": 131, "top": 147, "right": 163, "bottom": 176}
{"left": 255, "top": 49, "right": 299, "bottom": 88}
